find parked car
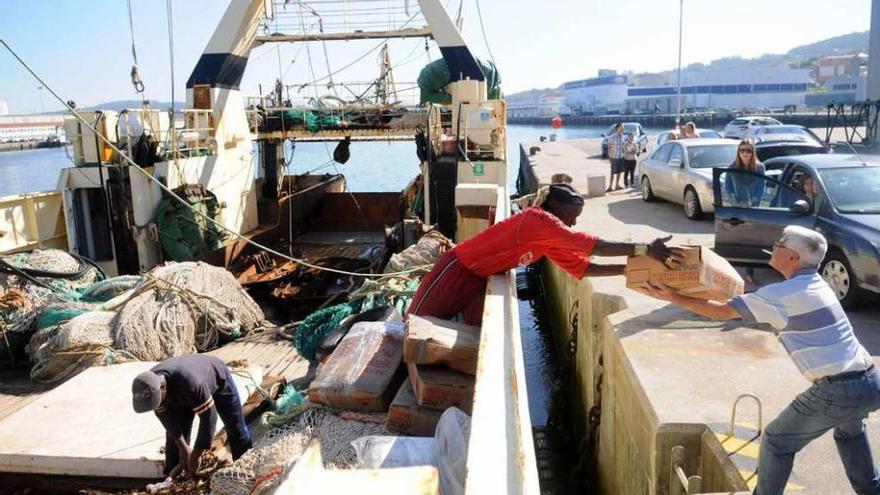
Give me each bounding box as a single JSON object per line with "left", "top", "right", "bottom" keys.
{"left": 744, "top": 124, "right": 824, "bottom": 144}
{"left": 723, "top": 116, "right": 782, "bottom": 139}
{"left": 655, "top": 128, "right": 724, "bottom": 147}
{"left": 712, "top": 154, "right": 880, "bottom": 308}
{"left": 640, "top": 138, "right": 739, "bottom": 220}
{"left": 754, "top": 136, "right": 828, "bottom": 162}
{"left": 600, "top": 122, "right": 648, "bottom": 158}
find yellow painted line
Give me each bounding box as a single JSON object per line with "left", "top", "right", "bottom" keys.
{"left": 715, "top": 432, "right": 760, "bottom": 459}
{"left": 739, "top": 471, "right": 803, "bottom": 491}
{"left": 736, "top": 420, "right": 760, "bottom": 430}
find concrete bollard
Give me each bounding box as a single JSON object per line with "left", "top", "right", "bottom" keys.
{"left": 586, "top": 174, "right": 606, "bottom": 198}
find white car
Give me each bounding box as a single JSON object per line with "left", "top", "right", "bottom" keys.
{"left": 743, "top": 124, "right": 823, "bottom": 144}
{"left": 640, "top": 139, "right": 739, "bottom": 220}
{"left": 723, "top": 116, "right": 782, "bottom": 139}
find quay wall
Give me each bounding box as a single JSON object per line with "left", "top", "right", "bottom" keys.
{"left": 509, "top": 112, "right": 828, "bottom": 129}
{"left": 541, "top": 263, "right": 747, "bottom": 495}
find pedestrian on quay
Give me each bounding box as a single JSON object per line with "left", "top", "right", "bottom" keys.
{"left": 724, "top": 139, "right": 766, "bottom": 285}
{"left": 637, "top": 226, "right": 880, "bottom": 495}
{"left": 131, "top": 354, "right": 253, "bottom": 480}
{"left": 606, "top": 122, "right": 626, "bottom": 191}
{"left": 623, "top": 132, "right": 639, "bottom": 188}
{"left": 682, "top": 121, "right": 700, "bottom": 139}
{"left": 408, "top": 183, "right": 676, "bottom": 326}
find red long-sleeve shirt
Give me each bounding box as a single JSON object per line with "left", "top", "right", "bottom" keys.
{"left": 453, "top": 207, "right": 598, "bottom": 278}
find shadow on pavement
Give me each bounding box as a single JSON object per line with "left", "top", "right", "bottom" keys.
{"left": 606, "top": 196, "right": 715, "bottom": 235}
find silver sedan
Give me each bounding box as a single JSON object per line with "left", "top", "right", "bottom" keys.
{"left": 640, "top": 138, "right": 739, "bottom": 220}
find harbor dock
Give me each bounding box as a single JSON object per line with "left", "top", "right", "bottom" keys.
{"left": 519, "top": 137, "right": 880, "bottom": 494}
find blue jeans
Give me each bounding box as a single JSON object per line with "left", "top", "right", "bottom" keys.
{"left": 755, "top": 368, "right": 880, "bottom": 495}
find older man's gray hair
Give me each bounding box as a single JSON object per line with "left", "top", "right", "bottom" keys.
{"left": 780, "top": 225, "right": 827, "bottom": 267}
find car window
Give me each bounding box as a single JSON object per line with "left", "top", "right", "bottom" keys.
{"left": 719, "top": 169, "right": 809, "bottom": 209}
{"left": 668, "top": 144, "right": 683, "bottom": 164}
{"left": 731, "top": 119, "right": 749, "bottom": 126}
{"left": 687, "top": 144, "right": 737, "bottom": 168}
{"left": 654, "top": 143, "right": 673, "bottom": 162}
{"left": 818, "top": 167, "right": 880, "bottom": 214}
{"left": 756, "top": 144, "right": 824, "bottom": 162}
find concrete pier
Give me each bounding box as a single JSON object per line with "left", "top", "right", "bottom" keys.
{"left": 520, "top": 138, "right": 880, "bottom": 494}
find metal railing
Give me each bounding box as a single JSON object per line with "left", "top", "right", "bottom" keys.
{"left": 0, "top": 190, "right": 67, "bottom": 253}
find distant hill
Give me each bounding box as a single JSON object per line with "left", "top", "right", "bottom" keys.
{"left": 517, "top": 31, "right": 869, "bottom": 95}
{"left": 787, "top": 31, "right": 869, "bottom": 59}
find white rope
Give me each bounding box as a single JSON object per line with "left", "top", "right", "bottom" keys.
{"left": 0, "top": 37, "right": 431, "bottom": 279}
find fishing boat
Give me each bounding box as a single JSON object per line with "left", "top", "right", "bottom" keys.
{"left": 0, "top": 1, "right": 537, "bottom": 493}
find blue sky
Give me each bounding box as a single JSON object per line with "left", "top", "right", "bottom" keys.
{"left": 0, "top": 0, "right": 871, "bottom": 114}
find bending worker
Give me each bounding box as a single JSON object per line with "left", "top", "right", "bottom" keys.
{"left": 131, "top": 354, "right": 253, "bottom": 478}
{"left": 408, "top": 183, "right": 674, "bottom": 325}
{"left": 637, "top": 226, "right": 880, "bottom": 495}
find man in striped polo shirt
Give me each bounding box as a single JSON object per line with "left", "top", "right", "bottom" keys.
{"left": 638, "top": 225, "right": 880, "bottom": 495}
{"left": 132, "top": 354, "right": 252, "bottom": 479}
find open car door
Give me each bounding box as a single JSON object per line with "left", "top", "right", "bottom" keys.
{"left": 712, "top": 168, "right": 817, "bottom": 264}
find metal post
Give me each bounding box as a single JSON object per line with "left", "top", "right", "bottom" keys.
{"left": 675, "top": 0, "right": 683, "bottom": 128}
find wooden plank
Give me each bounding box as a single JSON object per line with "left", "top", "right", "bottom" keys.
{"left": 0, "top": 362, "right": 261, "bottom": 478}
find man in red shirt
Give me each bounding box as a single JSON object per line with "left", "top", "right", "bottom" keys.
{"left": 408, "top": 183, "right": 674, "bottom": 325}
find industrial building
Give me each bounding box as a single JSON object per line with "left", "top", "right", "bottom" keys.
{"left": 561, "top": 67, "right": 813, "bottom": 115}
{"left": 563, "top": 74, "right": 629, "bottom": 115}
{"left": 507, "top": 89, "right": 570, "bottom": 118}
{"left": 0, "top": 114, "right": 65, "bottom": 142}
{"left": 805, "top": 75, "right": 868, "bottom": 107}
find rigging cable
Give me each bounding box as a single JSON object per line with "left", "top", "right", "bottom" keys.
{"left": 165, "top": 0, "right": 185, "bottom": 184}
{"left": 474, "top": 0, "right": 496, "bottom": 67}
{"left": 0, "top": 37, "right": 428, "bottom": 279}
{"left": 126, "top": 0, "right": 145, "bottom": 94}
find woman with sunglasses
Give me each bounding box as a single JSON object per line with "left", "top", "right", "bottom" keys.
{"left": 724, "top": 139, "right": 766, "bottom": 284}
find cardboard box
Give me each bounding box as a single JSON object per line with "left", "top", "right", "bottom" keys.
{"left": 625, "top": 246, "right": 744, "bottom": 302}
{"left": 404, "top": 315, "right": 480, "bottom": 375}
{"left": 308, "top": 321, "right": 406, "bottom": 412}
{"left": 385, "top": 379, "right": 444, "bottom": 436}
{"left": 407, "top": 362, "right": 474, "bottom": 414}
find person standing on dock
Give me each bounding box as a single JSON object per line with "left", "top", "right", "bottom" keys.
{"left": 637, "top": 226, "right": 880, "bottom": 495}
{"left": 623, "top": 133, "right": 639, "bottom": 188}
{"left": 131, "top": 354, "right": 253, "bottom": 479}
{"left": 408, "top": 183, "right": 675, "bottom": 326}
{"left": 606, "top": 122, "right": 626, "bottom": 191}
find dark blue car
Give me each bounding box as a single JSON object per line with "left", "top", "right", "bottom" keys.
{"left": 712, "top": 154, "right": 880, "bottom": 309}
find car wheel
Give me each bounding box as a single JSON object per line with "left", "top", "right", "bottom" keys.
{"left": 820, "top": 250, "right": 860, "bottom": 310}
{"left": 641, "top": 176, "right": 655, "bottom": 202}
{"left": 683, "top": 187, "right": 703, "bottom": 220}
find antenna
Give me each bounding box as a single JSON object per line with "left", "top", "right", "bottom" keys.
{"left": 839, "top": 137, "right": 870, "bottom": 167}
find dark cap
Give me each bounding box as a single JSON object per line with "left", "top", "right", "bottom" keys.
{"left": 132, "top": 370, "right": 163, "bottom": 413}
{"left": 546, "top": 183, "right": 585, "bottom": 206}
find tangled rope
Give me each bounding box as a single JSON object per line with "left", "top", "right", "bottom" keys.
{"left": 25, "top": 262, "right": 265, "bottom": 382}
{"left": 211, "top": 408, "right": 389, "bottom": 495}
